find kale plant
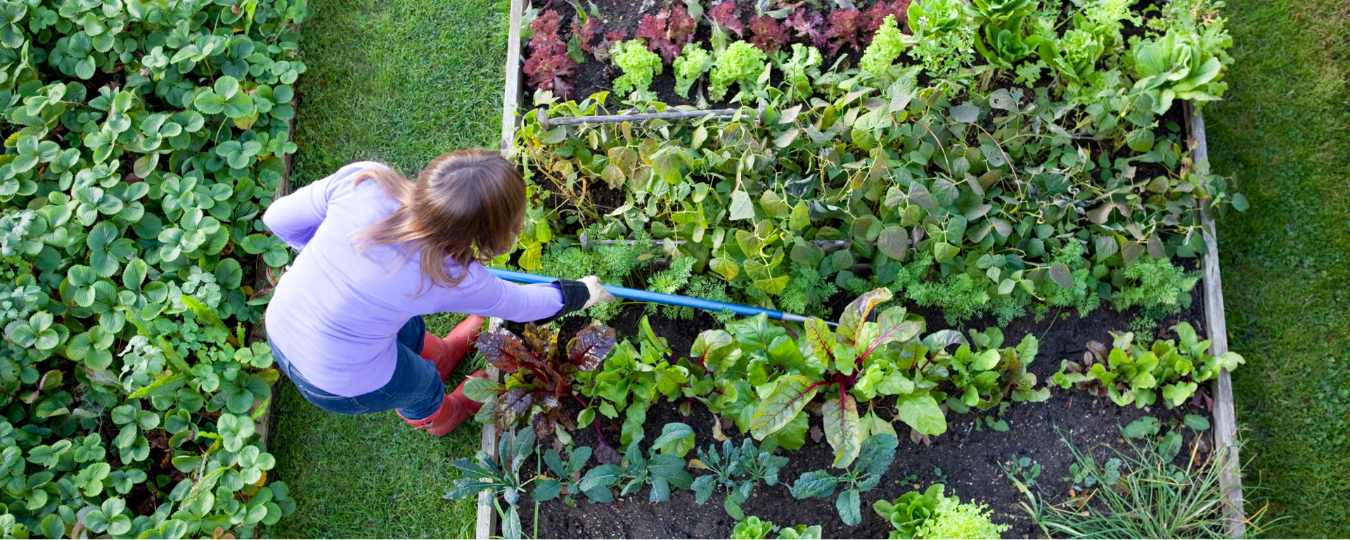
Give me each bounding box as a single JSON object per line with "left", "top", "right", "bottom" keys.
{"left": 530, "top": 443, "right": 593, "bottom": 505}
{"left": 789, "top": 433, "right": 899, "bottom": 526}
{"left": 690, "top": 438, "right": 789, "bottom": 519}
{"left": 444, "top": 426, "right": 536, "bottom": 540}
{"left": 577, "top": 423, "right": 696, "bottom": 502}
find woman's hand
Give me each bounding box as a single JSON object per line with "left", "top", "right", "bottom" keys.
{"left": 578, "top": 276, "right": 615, "bottom": 308}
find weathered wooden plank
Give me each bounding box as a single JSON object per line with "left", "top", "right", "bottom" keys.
{"left": 500, "top": 0, "right": 525, "bottom": 152}
{"left": 257, "top": 95, "right": 300, "bottom": 447}
{"left": 475, "top": 319, "right": 503, "bottom": 540}
{"left": 482, "top": 0, "right": 524, "bottom": 532}
{"left": 1187, "top": 103, "right": 1245, "bottom": 538}
{"left": 540, "top": 108, "right": 740, "bottom": 126}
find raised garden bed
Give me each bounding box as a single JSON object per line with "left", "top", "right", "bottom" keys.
{"left": 475, "top": 0, "right": 1247, "bottom": 537}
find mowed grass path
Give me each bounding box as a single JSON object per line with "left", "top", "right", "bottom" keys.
{"left": 270, "top": 0, "right": 508, "bottom": 537}
{"left": 1205, "top": 0, "right": 1349, "bottom": 536}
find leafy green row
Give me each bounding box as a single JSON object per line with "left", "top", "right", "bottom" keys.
{"left": 0, "top": 0, "right": 307, "bottom": 537}
{"left": 511, "top": 0, "right": 1241, "bottom": 330}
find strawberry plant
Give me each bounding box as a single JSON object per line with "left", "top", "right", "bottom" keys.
{"left": 0, "top": 0, "right": 306, "bottom": 536}
{"left": 473, "top": 322, "right": 617, "bottom": 436}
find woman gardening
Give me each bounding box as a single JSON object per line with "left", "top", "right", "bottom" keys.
{"left": 262, "top": 149, "right": 613, "bottom": 436}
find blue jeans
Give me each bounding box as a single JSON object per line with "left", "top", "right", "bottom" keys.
{"left": 269, "top": 316, "right": 446, "bottom": 421}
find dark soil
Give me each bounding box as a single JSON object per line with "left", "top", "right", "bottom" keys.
{"left": 501, "top": 288, "right": 1213, "bottom": 538}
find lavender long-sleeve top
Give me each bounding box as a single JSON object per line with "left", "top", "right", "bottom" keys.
{"left": 263, "top": 162, "right": 564, "bottom": 397}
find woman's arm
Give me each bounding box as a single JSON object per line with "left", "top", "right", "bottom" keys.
{"left": 263, "top": 163, "right": 379, "bottom": 251}
{"left": 443, "top": 264, "right": 596, "bottom": 324}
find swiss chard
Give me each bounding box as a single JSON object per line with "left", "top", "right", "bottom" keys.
{"left": 1051, "top": 322, "right": 1243, "bottom": 409}
{"left": 473, "top": 323, "right": 617, "bottom": 436}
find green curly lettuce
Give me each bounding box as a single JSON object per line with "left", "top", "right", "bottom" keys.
{"left": 917, "top": 494, "right": 1010, "bottom": 539}
{"left": 611, "top": 39, "right": 663, "bottom": 99}
{"left": 860, "top": 15, "right": 908, "bottom": 76}
{"left": 709, "top": 40, "right": 768, "bottom": 101}
{"left": 673, "top": 43, "right": 714, "bottom": 98}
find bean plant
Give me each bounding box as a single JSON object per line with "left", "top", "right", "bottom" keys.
{"left": 513, "top": 0, "right": 1242, "bottom": 334}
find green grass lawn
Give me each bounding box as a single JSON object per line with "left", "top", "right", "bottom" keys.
{"left": 267, "top": 0, "right": 1348, "bottom": 536}
{"left": 287, "top": 0, "right": 510, "bottom": 186}
{"left": 1204, "top": 0, "right": 1350, "bottom": 536}
{"left": 269, "top": 0, "right": 508, "bottom": 536}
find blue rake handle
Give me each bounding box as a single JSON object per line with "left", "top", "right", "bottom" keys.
{"left": 486, "top": 268, "right": 833, "bottom": 326}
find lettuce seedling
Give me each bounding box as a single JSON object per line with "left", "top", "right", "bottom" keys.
{"left": 860, "top": 15, "right": 911, "bottom": 76}
{"left": 1128, "top": 29, "right": 1227, "bottom": 114}
{"left": 776, "top": 43, "right": 822, "bottom": 102}
{"left": 1051, "top": 322, "right": 1244, "bottom": 408}
{"left": 789, "top": 433, "right": 899, "bottom": 526}
{"left": 707, "top": 1, "right": 746, "bottom": 48}
{"left": 673, "top": 43, "right": 714, "bottom": 98}
{"left": 708, "top": 40, "right": 768, "bottom": 101}
{"left": 748, "top": 15, "right": 789, "bottom": 53}
{"left": 824, "top": 8, "right": 867, "bottom": 55}
{"left": 865, "top": 0, "right": 911, "bottom": 34}
{"left": 637, "top": 2, "right": 699, "bottom": 64}
{"left": 873, "top": 484, "right": 944, "bottom": 539}
{"left": 610, "top": 39, "right": 664, "bottom": 100}
{"left": 524, "top": 9, "right": 578, "bottom": 97}
{"left": 732, "top": 516, "right": 823, "bottom": 539}
{"left": 785, "top": 8, "right": 827, "bottom": 50}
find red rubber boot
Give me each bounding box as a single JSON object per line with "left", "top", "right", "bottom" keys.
{"left": 419, "top": 315, "right": 484, "bottom": 381}
{"left": 400, "top": 371, "right": 486, "bottom": 436}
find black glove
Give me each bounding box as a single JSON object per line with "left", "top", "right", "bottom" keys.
{"left": 533, "top": 276, "right": 615, "bottom": 325}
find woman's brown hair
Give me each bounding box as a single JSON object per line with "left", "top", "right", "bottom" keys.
{"left": 350, "top": 149, "right": 525, "bottom": 290}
